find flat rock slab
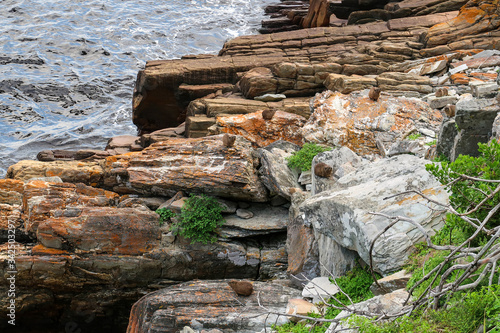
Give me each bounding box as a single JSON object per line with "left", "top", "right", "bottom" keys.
{"left": 7, "top": 160, "right": 104, "bottom": 186}
{"left": 22, "top": 180, "right": 119, "bottom": 233}
{"left": 302, "top": 276, "right": 340, "bottom": 304}
{"left": 218, "top": 204, "right": 288, "bottom": 238}
{"left": 126, "top": 280, "right": 301, "bottom": 333}
{"left": 103, "top": 135, "right": 269, "bottom": 202}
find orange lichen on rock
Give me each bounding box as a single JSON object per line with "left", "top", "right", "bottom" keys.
{"left": 301, "top": 91, "right": 443, "bottom": 156}
{"left": 425, "top": 0, "right": 500, "bottom": 48}
{"left": 213, "top": 110, "right": 306, "bottom": 148}
{"left": 37, "top": 207, "right": 160, "bottom": 255}
{"left": 22, "top": 181, "right": 119, "bottom": 233}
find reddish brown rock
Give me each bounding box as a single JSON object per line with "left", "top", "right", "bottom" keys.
{"left": 424, "top": 0, "right": 500, "bottom": 48}
{"left": 7, "top": 160, "right": 104, "bottom": 186}
{"left": 239, "top": 67, "right": 278, "bottom": 99}
{"left": 103, "top": 136, "right": 269, "bottom": 202}
{"left": 324, "top": 74, "right": 377, "bottom": 94}
{"left": 210, "top": 110, "right": 306, "bottom": 148}
{"left": 22, "top": 180, "right": 119, "bottom": 233}
{"left": 302, "top": 90, "right": 443, "bottom": 156}
{"left": 37, "top": 207, "right": 161, "bottom": 255}
{"left": 0, "top": 179, "right": 25, "bottom": 242}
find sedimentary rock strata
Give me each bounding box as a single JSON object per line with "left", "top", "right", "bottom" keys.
{"left": 102, "top": 135, "right": 269, "bottom": 202}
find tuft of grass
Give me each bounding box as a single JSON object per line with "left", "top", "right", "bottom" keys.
{"left": 287, "top": 143, "right": 332, "bottom": 172}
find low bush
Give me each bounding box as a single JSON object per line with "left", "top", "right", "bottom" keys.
{"left": 170, "top": 194, "right": 225, "bottom": 244}
{"left": 349, "top": 286, "right": 500, "bottom": 333}
{"left": 287, "top": 143, "right": 332, "bottom": 172}
{"left": 155, "top": 207, "right": 176, "bottom": 226}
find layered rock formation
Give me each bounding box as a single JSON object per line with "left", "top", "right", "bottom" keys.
{"left": 127, "top": 280, "right": 301, "bottom": 333}
{"left": 4, "top": 1, "right": 500, "bottom": 332}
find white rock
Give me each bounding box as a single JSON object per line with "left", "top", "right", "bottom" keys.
{"left": 302, "top": 276, "right": 340, "bottom": 304}
{"left": 298, "top": 155, "right": 448, "bottom": 275}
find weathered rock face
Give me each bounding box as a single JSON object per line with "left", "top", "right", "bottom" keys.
{"left": 258, "top": 140, "right": 302, "bottom": 200}
{"left": 102, "top": 135, "right": 269, "bottom": 202}
{"left": 0, "top": 177, "right": 288, "bottom": 332}
{"left": 302, "top": 90, "right": 443, "bottom": 156}
{"left": 292, "top": 155, "right": 448, "bottom": 276}
{"left": 209, "top": 110, "right": 307, "bottom": 148}
{"left": 0, "top": 179, "right": 25, "bottom": 243}
{"left": 239, "top": 67, "right": 278, "bottom": 99}
{"left": 37, "top": 207, "right": 161, "bottom": 255}
{"left": 133, "top": 10, "right": 456, "bottom": 134}
{"left": 451, "top": 94, "right": 500, "bottom": 160}
{"left": 7, "top": 160, "right": 104, "bottom": 186}
{"left": 22, "top": 180, "right": 120, "bottom": 233}
{"left": 424, "top": 0, "right": 500, "bottom": 48}
{"left": 126, "top": 280, "right": 301, "bottom": 333}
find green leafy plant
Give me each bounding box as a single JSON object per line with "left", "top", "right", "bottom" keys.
{"left": 426, "top": 139, "right": 437, "bottom": 146}
{"left": 349, "top": 286, "right": 500, "bottom": 333}
{"left": 432, "top": 153, "right": 450, "bottom": 163}
{"left": 170, "top": 194, "right": 225, "bottom": 244}
{"left": 426, "top": 140, "right": 500, "bottom": 240}
{"left": 406, "top": 132, "right": 422, "bottom": 140}
{"left": 155, "top": 207, "right": 176, "bottom": 226}
{"left": 287, "top": 143, "right": 332, "bottom": 172}
{"left": 325, "top": 265, "right": 379, "bottom": 318}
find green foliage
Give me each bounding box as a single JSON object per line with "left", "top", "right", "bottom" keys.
{"left": 432, "top": 153, "right": 450, "bottom": 163}
{"left": 406, "top": 133, "right": 422, "bottom": 140}
{"left": 272, "top": 265, "right": 378, "bottom": 333}
{"left": 426, "top": 140, "right": 500, "bottom": 242}
{"left": 426, "top": 139, "right": 437, "bottom": 146}
{"left": 287, "top": 143, "right": 332, "bottom": 172}
{"left": 406, "top": 250, "right": 451, "bottom": 298}
{"left": 155, "top": 207, "right": 176, "bottom": 226}
{"left": 170, "top": 194, "right": 225, "bottom": 244}
{"left": 349, "top": 286, "right": 500, "bottom": 333}
{"left": 272, "top": 322, "right": 330, "bottom": 333}
{"left": 325, "top": 265, "right": 379, "bottom": 319}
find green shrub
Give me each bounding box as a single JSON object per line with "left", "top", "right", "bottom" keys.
{"left": 349, "top": 286, "right": 500, "bottom": 333}
{"left": 155, "top": 207, "right": 176, "bottom": 226}
{"left": 170, "top": 194, "right": 225, "bottom": 244}
{"left": 325, "top": 265, "right": 379, "bottom": 319}
{"left": 426, "top": 140, "right": 500, "bottom": 241}
{"left": 287, "top": 143, "right": 332, "bottom": 172}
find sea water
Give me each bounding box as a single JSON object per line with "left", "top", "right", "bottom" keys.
{"left": 0, "top": 0, "right": 275, "bottom": 176}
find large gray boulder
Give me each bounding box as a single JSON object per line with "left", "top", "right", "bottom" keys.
{"left": 311, "top": 147, "right": 366, "bottom": 196}
{"left": 451, "top": 95, "right": 500, "bottom": 160}
{"left": 258, "top": 140, "right": 302, "bottom": 200}
{"left": 294, "top": 155, "right": 448, "bottom": 276}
